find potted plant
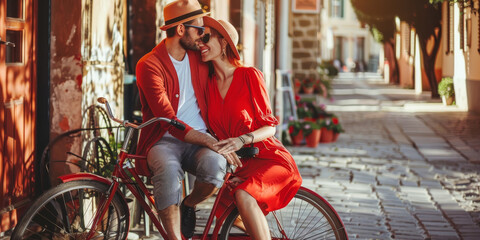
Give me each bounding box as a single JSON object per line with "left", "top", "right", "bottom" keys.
{"left": 301, "top": 78, "right": 315, "bottom": 94}
{"left": 330, "top": 116, "right": 344, "bottom": 142}
{"left": 288, "top": 120, "right": 304, "bottom": 146}
{"left": 302, "top": 121, "right": 321, "bottom": 148}
{"left": 438, "top": 77, "right": 455, "bottom": 105}
{"left": 293, "top": 78, "right": 302, "bottom": 94}
{"left": 296, "top": 101, "right": 314, "bottom": 121}
{"left": 314, "top": 77, "right": 332, "bottom": 99}
{"left": 319, "top": 116, "right": 344, "bottom": 143}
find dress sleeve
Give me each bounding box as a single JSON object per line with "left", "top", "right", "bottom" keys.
{"left": 136, "top": 60, "right": 192, "bottom": 140}
{"left": 245, "top": 67, "right": 279, "bottom": 128}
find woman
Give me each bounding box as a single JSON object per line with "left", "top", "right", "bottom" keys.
{"left": 198, "top": 16, "right": 302, "bottom": 239}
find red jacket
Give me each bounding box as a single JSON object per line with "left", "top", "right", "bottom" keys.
{"left": 135, "top": 39, "right": 209, "bottom": 176}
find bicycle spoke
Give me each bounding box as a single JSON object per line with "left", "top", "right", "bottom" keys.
{"left": 13, "top": 181, "right": 129, "bottom": 240}
{"left": 221, "top": 188, "right": 347, "bottom": 240}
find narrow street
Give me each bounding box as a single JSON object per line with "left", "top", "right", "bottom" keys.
{"left": 131, "top": 73, "right": 480, "bottom": 240}
{"left": 288, "top": 73, "right": 480, "bottom": 239}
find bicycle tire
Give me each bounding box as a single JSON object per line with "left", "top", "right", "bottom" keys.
{"left": 12, "top": 180, "right": 130, "bottom": 240}
{"left": 219, "top": 187, "right": 347, "bottom": 240}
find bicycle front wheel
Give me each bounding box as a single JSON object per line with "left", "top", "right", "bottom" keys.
{"left": 12, "top": 180, "right": 130, "bottom": 240}
{"left": 219, "top": 187, "right": 347, "bottom": 240}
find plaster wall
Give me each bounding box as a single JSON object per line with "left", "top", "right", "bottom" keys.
{"left": 49, "top": 0, "right": 84, "bottom": 184}
{"left": 398, "top": 22, "right": 414, "bottom": 88}
{"left": 49, "top": 0, "right": 126, "bottom": 183}
{"left": 464, "top": 2, "right": 480, "bottom": 112}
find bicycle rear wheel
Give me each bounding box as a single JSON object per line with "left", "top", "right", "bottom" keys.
{"left": 12, "top": 180, "right": 129, "bottom": 240}
{"left": 219, "top": 187, "right": 347, "bottom": 240}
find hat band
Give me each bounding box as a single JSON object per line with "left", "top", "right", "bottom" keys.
{"left": 165, "top": 9, "right": 204, "bottom": 26}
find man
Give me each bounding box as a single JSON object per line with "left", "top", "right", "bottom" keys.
{"left": 135, "top": 0, "right": 241, "bottom": 239}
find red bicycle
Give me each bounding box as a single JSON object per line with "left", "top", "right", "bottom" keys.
{"left": 12, "top": 98, "right": 348, "bottom": 240}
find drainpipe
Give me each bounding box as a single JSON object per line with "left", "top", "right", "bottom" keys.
{"left": 275, "top": 0, "right": 293, "bottom": 140}
{"left": 277, "top": 0, "right": 290, "bottom": 70}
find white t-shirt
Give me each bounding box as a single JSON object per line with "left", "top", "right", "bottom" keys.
{"left": 168, "top": 53, "right": 207, "bottom": 133}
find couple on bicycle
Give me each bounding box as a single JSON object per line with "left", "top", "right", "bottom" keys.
{"left": 135, "top": 0, "right": 302, "bottom": 239}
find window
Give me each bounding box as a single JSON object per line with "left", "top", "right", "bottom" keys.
{"left": 6, "top": 30, "right": 22, "bottom": 63}
{"left": 330, "top": 0, "right": 344, "bottom": 18}
{"left": 7, "top": 0, "right": 23, "bottom": 19}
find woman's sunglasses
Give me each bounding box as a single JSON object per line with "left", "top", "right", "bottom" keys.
{"left": 200, "top": 33, "right": 211, "bottom": 44}
{"left": 183, "top": 24, "right": 205, "bottom": 35}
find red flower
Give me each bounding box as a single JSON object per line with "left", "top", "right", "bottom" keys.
{"left": 295, "top": 95, "right": 301, "bottom": 101}
{"left": 332, "top": 118, "right": 339, "bottom": 124}
{"left": 288, "top": 125, "right": 294, "bottom": 134}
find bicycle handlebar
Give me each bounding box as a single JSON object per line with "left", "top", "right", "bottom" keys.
{"left": 97, "top": 97, "right": 185, "bottom": 131}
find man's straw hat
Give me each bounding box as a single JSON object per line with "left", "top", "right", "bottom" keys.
{"left": 160, "top": 0, "right": 209, "bottom": 31}
{"left": 203, "top": 16, "right": 240, "bottom": 60}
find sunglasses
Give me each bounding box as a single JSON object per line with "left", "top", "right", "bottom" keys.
{"left": 200, "top": 33, "right": 211, "bottom": 44}
{"left": 183, "top": 24, "right": 205, "bottom": 35}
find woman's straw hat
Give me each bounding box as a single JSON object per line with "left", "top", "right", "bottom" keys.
{"left": 160, "top": 0, "right": 209, "bottom": 31}
{"left": 203, "top": 16, "right": 240, "bottom": 60}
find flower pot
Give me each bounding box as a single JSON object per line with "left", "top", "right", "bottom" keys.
{"left": 294, "top": 79, "right": 302, "bottom": 94}
{"left": 332, "top": 132, "right": 340, "bottom": 142}
{"left": 441, "top": 95, "right": 454, "bottom": 106}
{"left": 302, "top": 86, "right": 314, "bottom": 94}
{"left": 291, "top": 129, "right": 304, "bottom": 146}
{"left": 306, "top": 129, "right": 321, "bottom": 148}
{"left": 320, "top": 128, "right": 333, "bottom": 143}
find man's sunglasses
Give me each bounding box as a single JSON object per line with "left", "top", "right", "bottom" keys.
{"left": 183, "top": 24, "right": 205, "bottom": 35}
{"left": 200, "top": 33, "right": 211, "bottom": 44}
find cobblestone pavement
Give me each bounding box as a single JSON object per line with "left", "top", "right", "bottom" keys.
{"left": 4, "top": 73, "right": 479, "bottom": 240}
{"left": 287, "top": 73, "right": 480, "bottom": 239}
{"left": 125, "top": 73, "right": 480, "bottom": 239}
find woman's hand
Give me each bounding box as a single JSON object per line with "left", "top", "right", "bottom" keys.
{"left": 214, "top": 137, "right": 244, "bottom": 155}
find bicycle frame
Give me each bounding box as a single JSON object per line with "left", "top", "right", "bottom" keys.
{"left": 52, "top": 98, "right": 348, "bottom": 240}
{"left": 59, "top": 117, "right": 236, "bottom": 240}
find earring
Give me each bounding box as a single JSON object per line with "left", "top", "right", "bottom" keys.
{"left": 221, "top": 48, "right": 226, "bottom": 59}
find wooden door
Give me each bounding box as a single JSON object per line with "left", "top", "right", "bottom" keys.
{"left": 0, "top": 0, "right": 36, "bottom": 231}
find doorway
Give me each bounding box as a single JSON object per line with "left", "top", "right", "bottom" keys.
{"left": 0, "top": 0, "right": 36, "bottom": 231}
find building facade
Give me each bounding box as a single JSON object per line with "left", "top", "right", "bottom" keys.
{"left": 320, "top": 0, "right": 381, "bottom": 72}
{"left": 441, "top": 0, "right": 480, "bottom": 112}
{"left": 1, "top": 0, "right": 126, "bottom": 231}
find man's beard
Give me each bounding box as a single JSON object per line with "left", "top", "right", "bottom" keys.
{"left": 180, "top": 31, "right": 199, "bottom": 51}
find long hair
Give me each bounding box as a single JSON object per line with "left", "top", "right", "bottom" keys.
{"left": 208, "top": 28, "right": 243, "bottom": 77}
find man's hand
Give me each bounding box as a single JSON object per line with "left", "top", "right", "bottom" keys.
{"left": 222, "top": 152, "right": 242, "bottom": 168}
{"left": 213, "top": 138, "right": 244, "bottom": 168}
{"left": 184, "top": 131, "right": 243, "bottom": 167}
{"left": 214, "top": 137, "right": 243, "bottom": 155}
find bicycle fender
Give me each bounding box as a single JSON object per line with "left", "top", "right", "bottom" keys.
{"left": 58, "top": 173, "right": 112, "bottom": 185}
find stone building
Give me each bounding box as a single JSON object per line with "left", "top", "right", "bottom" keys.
{"left": 291, "top": 12, "right": 322, "bottom": 79}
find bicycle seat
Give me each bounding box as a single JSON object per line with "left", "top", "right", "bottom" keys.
{"left": 235, "top": 146, "right": 259, "bottom": 158}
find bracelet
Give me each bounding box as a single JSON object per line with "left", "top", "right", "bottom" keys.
{"left": 238, "top": 135, "right": 246, "bottom": 144}
{"left": 245, "top": 133, "right": 254, "bottom": 144}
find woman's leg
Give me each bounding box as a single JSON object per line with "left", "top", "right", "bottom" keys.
{"left": 234, "top": 189, "right": 271, "bottom": 240}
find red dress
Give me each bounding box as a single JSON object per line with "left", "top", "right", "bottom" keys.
{"left": 206, "top": 67, "right": 302, "bottom": 213}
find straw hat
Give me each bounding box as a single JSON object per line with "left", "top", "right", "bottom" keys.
{"left": 160, "top": 0, "right": 209, "bottom": 31}
{"left": 203, "top": 16, "right": 240, "bottom": 60}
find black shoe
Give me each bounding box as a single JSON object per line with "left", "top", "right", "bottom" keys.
{"left": 180, "top": 198, "right": 196, "bottom": 238}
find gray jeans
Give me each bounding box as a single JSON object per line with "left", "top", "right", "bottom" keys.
{"left": 147, "top": 135, "right": 226, "bottom": 210}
